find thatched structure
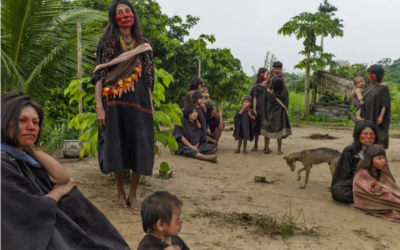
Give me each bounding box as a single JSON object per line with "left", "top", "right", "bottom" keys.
{"left": 311, "top": 71, "right": 354, "bottom": 120}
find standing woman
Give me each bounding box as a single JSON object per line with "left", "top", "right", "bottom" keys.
{"left": 91, "top": 0, "right": 154, "bottom": 210}
{"left": 261, "top": 77, "right": 292, "bottom": 154}
{"left": 185, "top": 77, "right": 204, "bottom": 104}
{"left": 250, "top": 67, "right": 268, "bottom": 151}
{"left": 361, "top": 65, "right": 391, "bottom": 149}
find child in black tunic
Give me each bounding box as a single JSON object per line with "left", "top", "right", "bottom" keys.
{"left": 137, "top": 191, "right": 190, "bottom": 250}
{"left": 234, "top": 96, "right": 256, "bottom": 154}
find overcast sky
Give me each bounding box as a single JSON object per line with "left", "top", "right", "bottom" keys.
{"left": 156, "top": 0, "right": 399, "bottom": 76}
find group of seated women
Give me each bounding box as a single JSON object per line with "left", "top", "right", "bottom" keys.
{"left": 331, "top": 120, "right": 400, "bottom": 223}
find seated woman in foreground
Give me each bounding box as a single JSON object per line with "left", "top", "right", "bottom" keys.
{"left": 331, "top": 120, "right": 379, "bottom": 204}
{"left": 172, "top": 104, "right": 218, "bottom": 163}
{"left": 1, "top": 92, "right": 129, "bottom": 250}
{"left": 351, "top": 145, "right": 400, "bottom": 223}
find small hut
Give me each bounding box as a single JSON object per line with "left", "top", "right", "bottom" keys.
{"left": 311, "top": 70, "right": 354, "bottom": 121}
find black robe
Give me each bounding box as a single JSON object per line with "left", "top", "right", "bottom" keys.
{"left": 331, "top": 146, "right": 361, "bottom": 204}
{"left": 137, "top": 235, "right": 190, "bottom": 250}
{"left": 172, "top": 118, "right": 216, "bottom": 158}
{"left": 261, "top": 89, "right": 292, "bottom": 139}
{"left": 205, "top": 103, "right": 220, "bottom": 138}
{"left": 233, "top": 109, "right": 256, "bottom": 141}
{"left": 361, "top": 84, "right": 391, "bottom": 149}
{"left": 250, "top": 84, "right": 266, "bottom": 136}
{"left": 196, "top": 105, "right": 208, "bottom": 143}
{"left": 1, "top": 151, "right": 130, "bottom": 250}
{"left": 91, "top": 41, "right": 155, "bottom": 175}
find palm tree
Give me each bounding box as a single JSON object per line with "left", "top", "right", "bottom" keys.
{"left": 318, "top": 0, "right": 344, "bottom": 57}
{"left": 1, "top": 0, "right": 106, "bottom": 97}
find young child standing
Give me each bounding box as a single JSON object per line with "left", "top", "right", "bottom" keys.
{"left": 138, "top": 191, "right": 190, "bottom": 250}
{"left": 354, "top": 77, "right": 366, "bottom": 121}
{"left": 201, "top": 84, "right": 211, "bottom": 105}
{"left": 234, "top": 96, "right": 256, "bottom": 154}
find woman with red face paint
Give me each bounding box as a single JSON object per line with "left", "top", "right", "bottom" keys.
{"left": 205, "top": 103, "right": 225, "bottom": 142}
{"left": 352, "top": 65, "right": 391, "bottom": 149}
{"left": 351, "top": 144, "right": 400, "bottom": 223}
{"left": 1, "top": 92, "right": 130, "bottom": 250}
{"left": 331, "top": 121, "right": 380, "bottom": 204}
{"left": 91, "top": 0, "right": 155, "bottom": 210}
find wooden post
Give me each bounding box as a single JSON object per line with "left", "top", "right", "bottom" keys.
{"left": 77, "top": 20, "right": 83, "bottom": 160}
{"left": 198, "top": 60, "right": 201, "bottom": 77}
{"left": 304, "top": 50, "right": 310, "bottom": 117}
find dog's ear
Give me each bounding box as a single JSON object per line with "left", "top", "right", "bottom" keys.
{"left": 283, "top": 156, "right": 287, "bottom": 160}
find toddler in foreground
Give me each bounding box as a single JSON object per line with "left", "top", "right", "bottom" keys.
{"left": 138, "top": 191, "right": 190, "bottom": 250}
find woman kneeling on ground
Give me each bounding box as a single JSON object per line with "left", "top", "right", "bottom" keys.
{"left": 172, "top": 104, "right": 218, "bottom": 163}
{"left": 351, "top": 144, "right": 400, "bottom": 223}
{"left": 331, "top": 120, "right": 379, "bottom": 204}
{"left": 1, "top": 92, "right": 129, "bottom": 250}
{"left": 206, "top": 103, "right": 224, "bottom": 143}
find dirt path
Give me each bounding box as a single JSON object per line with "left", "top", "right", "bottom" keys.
{"left": 59, "top": 125, "right": 400, "bottom": 250}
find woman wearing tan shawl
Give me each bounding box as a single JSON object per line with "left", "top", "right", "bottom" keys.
{"left": 351, "top": 144, "right": 400, "bottom": 223}
{"left": 91, "top": 0, "right": 154, "bottom": 210}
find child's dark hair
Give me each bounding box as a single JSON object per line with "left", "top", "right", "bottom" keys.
{"left": 202, "top": 84, "right": 209, "bottom": 90}
{"left": 354, "top": 77, "right": 364, "bottom": 86}
{"left": 141, "top": 191, "right": 183, "bottom": 233}
{"left": 191, "top": 90, "right": 203, "bottom": 104}
{"left": 367, "top": 64, "right": 385, "bottom": 83}
{"left": 183, "top": 104, "right": 197, "bottom": 119}
{"left": 242, "top": 95, "right": 252, "bottom": 104}
{"left": 357, "top": 144, "right": 386, "bottom": 172}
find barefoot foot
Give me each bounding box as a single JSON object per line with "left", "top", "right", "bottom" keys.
{"left": 209, "top": 156, "right": 218, "bottom": 163}
{"left": 243, "top": 150, "right": 249, "bottom": 154}
{"left": 234, "top": 150, "right": 240, "bottom": 153}
{"left": 251, "top": 147, "right": 258, "bottom": 152}
{"left": 277, "top": 151, "right": 283, "bottom": 155}
{"left": 127, "top": 194, "right": 141, "bottom": 211}
{"left": 116, "top": 192, "right": 127, "bottom": 208}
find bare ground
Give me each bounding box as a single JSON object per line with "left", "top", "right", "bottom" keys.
{"left": 58, "top": 125, "right": 400, "bottom": 250}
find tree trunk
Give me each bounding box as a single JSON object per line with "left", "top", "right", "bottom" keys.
{"left": 320, "top": 34, "right": 324, "bottom": 58}
{"left": 304, "top": 50, "right": 311, "bottom": 118}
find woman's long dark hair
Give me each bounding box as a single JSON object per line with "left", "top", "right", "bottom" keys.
{"left": 189, "top": 77, "right": 203, "bottom": 91}
{"left": 256, "top": 67, "right": 268, "bottom": 84}
{"left": 357, "top": 144, "right": 386, "bottom": 172}
{"left": 352, "top": 120, "right": 379, "bottom": 153}
{"left": 191, "top": 90, "right": 203, "bottom": 105}
{"left": 367, "top": 64, "right": 385, "bottom": 83}
{"left": 1, "top": 92, "right": 44, "bottom": 147}
{"left": 100, "top": 0, "right": 145, "bottom": 46}
{"left": 183, "top": 104, "right": 197, "bottom": 119}
{"left": 272, "top": 77, "right": 285, "bottom": 100}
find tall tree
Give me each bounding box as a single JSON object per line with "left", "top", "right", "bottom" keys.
{"left": 318, "top": 0, "right": 343, "bottom": 57}
{"left": 1, "top": 0, "right": 106, "bottom": 97}
{"left": 278, "top": 12, "right": 343, "bottom": 117}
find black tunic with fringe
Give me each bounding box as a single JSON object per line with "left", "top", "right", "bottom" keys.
{"left": 1, "top": 151, "right": 130, "bottom": 250}
{"left": 91, "top": 40, "right": 154, "bottom": 175}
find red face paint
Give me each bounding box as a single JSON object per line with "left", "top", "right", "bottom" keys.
{"left": 116, "top": 12, "right": 134, "bottom": 28}
{"left": 260, "top": 74, "right": 266, "bottom": 81}
{"left": 212, "top": 110, "right": 217, "bottom": 117}
{"left": 359, "top": 134, "right": 376, "bottom": 141}
{"left": 368, "top": 72, "right": 376, "bottom": 81}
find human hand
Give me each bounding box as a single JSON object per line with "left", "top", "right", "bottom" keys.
{"left": 377, "top": 116, "right": 384, "bottom": 125}
{"left": 377, "top": 162, "right": 390, "bottom": 175}
{"left": 350, "top": 90, "right": 356, "bottom": 98}
{"left": 97, "top": 108, "right": 106, "bottom": 127}
{"left": 248, "top": 111, "right": 252, "bottom": 116}
{"left": 360, "top": 99, "right": 364, "bottom": 105}
{"left": 219, "top": 110, "right": 223, "bottom": 115}
{"left": 196, "top": 120, "right": 202, "bottom": 128}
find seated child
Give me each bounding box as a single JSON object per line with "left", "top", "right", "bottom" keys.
{"left": 353, "top": 77, "right": 365, "bottom": 121}
{"left": 138, "top": 191, "right": 190, "bottom": 250}
{"left": 234, "top": 96, "right": 256, "bottom": 154}
{"left": 201, "top": 84, "right": 211, "bottom": 104}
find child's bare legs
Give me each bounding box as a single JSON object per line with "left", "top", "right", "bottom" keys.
{"left": 356, "top": 108, "right": 364, "bottom": 121}
{"left": 214, "top": 128, "right": 222, "bottom": 141}
{"left": 252, "top": 135, "right": 259, "bottom": 151}
{"left": 196, "top": 153, "right": 217, "bottom": 163}
{"left": 235, "top": 139, "right": 242, "bottom": 153}
{"left": 277, "top": 138, "right": 283, "bottom": 155}
{"left": 243, "top": 140, "right": 248, "bottom": 154}
{"left": 265, "top": 138, "right": 271, "bottom": 154}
